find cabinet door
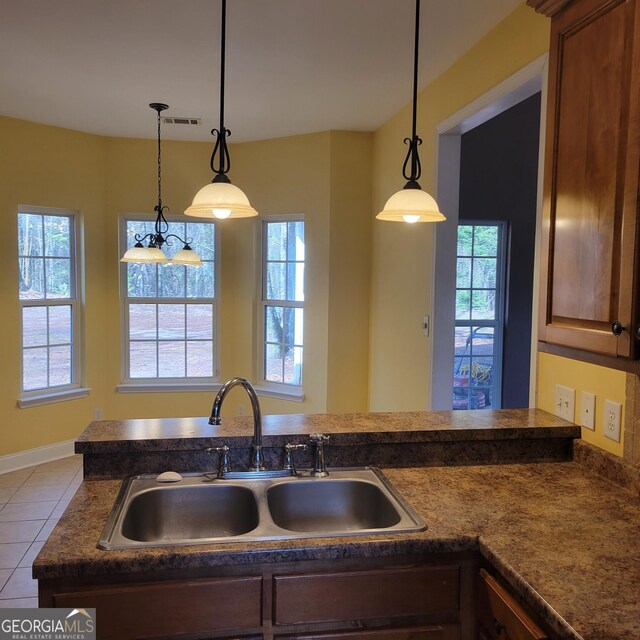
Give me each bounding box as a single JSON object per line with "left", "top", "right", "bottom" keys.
{"left": 539, "top": 0, "right": 640, "bottom": 357}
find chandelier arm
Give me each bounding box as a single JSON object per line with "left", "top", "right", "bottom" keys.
{"left": 164, "top": 233, "right": 191, "bottom": 247}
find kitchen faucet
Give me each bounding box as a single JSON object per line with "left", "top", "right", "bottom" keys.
{"left": 209, "top": 377, "right": 265, "bottom": 472}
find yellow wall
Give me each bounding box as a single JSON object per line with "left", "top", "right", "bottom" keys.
{"left": 537, "top": 353, "right": 626, "bottom": 456}
{"left": 0, "top": 116, "right": 109, "bottom": 454}
{"left": 369, "top": 4, "right": 551, "bottom": 411}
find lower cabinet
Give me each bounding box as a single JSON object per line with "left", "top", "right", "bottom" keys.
{"left": 477, "top": 569, "right": 552, "bottom": 640}
{"left": 39, "top": 556, "right": 475, "bottom": 640}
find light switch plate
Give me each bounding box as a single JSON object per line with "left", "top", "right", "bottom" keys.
{"left": 555, "top": 385, "right": 576, "bottom": 422}
{"left": 604, "top": 400, "right": 622, "bottom": 442}
{"left": 580, "top": 392, "right": 595, "bottom": 430}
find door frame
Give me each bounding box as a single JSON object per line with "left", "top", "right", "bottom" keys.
{"left": 430, "top": 54, "right": 548, "bottom": 410}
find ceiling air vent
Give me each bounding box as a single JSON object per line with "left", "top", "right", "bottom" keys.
{"left": 162, "top": 117, "right": 201, "bottom": 126}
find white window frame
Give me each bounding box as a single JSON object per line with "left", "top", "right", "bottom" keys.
{"left": 257, "top": 216, "right": 305, "bottom": 401}
{"left": 18, "top": 205, "right": 89, "bottom": 408}
{"left": 117, "top": 213, "right": 220, "bottom": 393}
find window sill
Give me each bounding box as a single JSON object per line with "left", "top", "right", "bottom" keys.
{"left": 254, "top": 385, "right": 305, "bottom": 402}
{"left": 18, "top": 387, "right": 91, "bottom": 408}
{"left": 116, "top": 382, "right": 221, "bottom": 394}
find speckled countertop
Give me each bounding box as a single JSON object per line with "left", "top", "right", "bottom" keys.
{"left": 35, "top": 459, "right": 640, "bottom": 640}
{"left": 75, "top": 408, "right": 578, "bottom": 451}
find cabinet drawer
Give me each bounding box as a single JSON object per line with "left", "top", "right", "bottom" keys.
{"left": 273, "top": 565, "right": 459, "bottom": 626}
{"left": 278, "top": 625, "right": 455, "bottom": 639}
{"left": 478, "top": 569, "right": 548, "bottom": 640}
{"left": 52, "top": 575, "right": 262, "bottom": 639}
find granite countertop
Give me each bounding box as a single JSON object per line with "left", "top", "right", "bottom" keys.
{"left": 35, "top": 456, "right": 640, "bottom": 640}
{"left": 75, "top": 408, "right": 578, "bottom": 451}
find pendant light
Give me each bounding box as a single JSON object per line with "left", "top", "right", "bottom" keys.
{"left": 377, "top": 0, "right": 445, "bottom": 223}
{"left": 121, "top": 103, "right": 203, "bottom": 265}
{"left": 185, "top": 0, "right": 257, "bottom": 219}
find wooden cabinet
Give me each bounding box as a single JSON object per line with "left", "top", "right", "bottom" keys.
{"left": 477, "top": 569, "right": 551, "bottom": 640}
{"left": 530, "top": 0, "right": 640, "bottom": 363}
{"left": 39, "top": 556, "right": 475, "bottom": 640}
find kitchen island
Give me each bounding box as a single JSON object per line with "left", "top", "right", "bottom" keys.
{"left": 34, "top": 410, "right": 640, "bottom": 639}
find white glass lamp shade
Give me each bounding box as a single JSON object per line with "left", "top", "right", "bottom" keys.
{"left": 377, "top": 187, "right": 446, "bottom": 223}
{"left": 185, "top": 181, "right": 258, "bottom": 219}
{"left": 171, "top": 247, "right": 203, "bottom": 266}
{"left": 121, "top": 245, "right": 169, "bottom": 264}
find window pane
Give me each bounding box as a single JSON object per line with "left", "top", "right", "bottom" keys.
{"left": 266, "top": 263, "right": 286, "bottom": 300}
{"left": 126, "top": 220, "right": 155, "bottom": 249}
{"left": 471, "top": 290, "right": 495, "bottom": 319}
{"left": 471, "top": 327, "right": 494, "bottom": 357}
{"left": 472, "top": 258, "right": 496, "bottom": 289}
{"left": 158, "top": 304, "right": 185, "bottom": 340}
{"left": 289, "top": 221, "right": 305, "bottom": 261}
{"left": 129, "top": 304, "right": 157, "bottom": 340}
{"left": 266, "top": 306, "right": 283, "bottom": 343}
{"left": 19, "top": 257, "right": 44, "bottom": 300}
{"left": 186, "top": 261, "right": 214, "bottom": 298}
{"left": 130, "top": 342, "right": 157, "bottom": 378}
{"left": 127, "top": 263, "right": 157, "bottom": 298}
{"left": 286, "top": 263, "right": 304, "bottom": 302}
{"left": 23, "top": 307, "right": 47, "bottom": 347}
{"left": 267, "top": 223, "right": 286, "bottom": 260}
{"left": 45, "top": 258, "right": 71, "bottom": 299}
{"left": 158, "top": 264, "right": 186, "bottom": 298}
{"left": 158, "top": 341, "right": 185, "bottom": 377}
{"left": 49, "top": 345, "right": 71, "bottom": 386}
{"left": 23, "top": 347, "right": 48, "bottom": 390}
{"left": 284, "top": 345, "right": 303, "bottom": 385}
{"left": 187, "top": 341, "right": 213, "bottom": 377}
{"left": 457, "top": 225, "right": 472, "bottom": 256}
{"left": 471, "top": 356, "right": 493, "bottom": 387}
{"left": 18, "top": 214, "right": 43, "bottom": 256}
{"left": 49, "top": 305, "right": 71, "bottom": 345}
{"left": 44, "top": 216, "right": 70, "bottom": 257}
{"left": 186, "top": 305, "right": 213, "bottom": 339}
{"left": 455, "top": 290, "right": 470, "bottom": 319}
{"left": 456, "top": 258, "right": 471, "bottom": 288}
{"left": 187, "top": 223, "right": 215, "bottom": 261}
{"left": 294, "top": 309, "right": 304, "bottom": 346}
{"left": 473, "top": 226, "right": 498, "bottom": 256}
{"left": 283, "top": 307, "right": 295, "bottom": 345}
{"left": 265, "top": 343, "right": 283, "bottom": 382}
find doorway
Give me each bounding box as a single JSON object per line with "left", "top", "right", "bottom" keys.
{"left": 430, "top": 56, "right": 546, "bottom": 410}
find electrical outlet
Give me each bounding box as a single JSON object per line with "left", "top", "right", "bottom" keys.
{"left": 604, "top": 400, "right": 622, "bottom": 442}
{"left": 555, "top": 385, "right": 575, "bottom": 422}
{"left": 237, "top": 404, "right": 245, "bottom": 416}
{"left": 93, "top": 407, "right": 103, "bottom": 421}
{"left": 580, "top": 392, "right": 595, "bottom": 430}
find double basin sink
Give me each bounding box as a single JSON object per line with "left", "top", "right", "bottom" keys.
{"left": 98, "top": 467, "right": 425, "bottom": 549}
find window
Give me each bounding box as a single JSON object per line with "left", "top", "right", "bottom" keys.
{"left": 18, "top": 207, "right": 85, "bottom": 404}
{"left": 453, "top": 222, "right": 506, "bottom": 410}
{"left": 120, "top": 216, "right": 217, "bottom": 388}
{"left": 261, "top": 219, "right": 304, "bottom": 387}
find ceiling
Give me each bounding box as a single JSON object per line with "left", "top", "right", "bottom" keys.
{"left": 0, "top": 0, "right": 523, "bottom": 143}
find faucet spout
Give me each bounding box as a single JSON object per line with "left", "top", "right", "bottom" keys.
{"left": 210, "top": 377, "right": 265, "bottom": 471}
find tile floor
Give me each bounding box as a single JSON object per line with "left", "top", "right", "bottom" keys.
{"left": 0, "top": 455, "right": 82, "bottom": 608}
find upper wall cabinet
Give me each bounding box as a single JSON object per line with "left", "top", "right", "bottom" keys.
{"left": 529, "top": 0, "right": 640, "bottom": 366}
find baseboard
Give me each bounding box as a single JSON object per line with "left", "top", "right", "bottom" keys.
{"left": 0, "top": 439, "right": 77, "bottom": 474}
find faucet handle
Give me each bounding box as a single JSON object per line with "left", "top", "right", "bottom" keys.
{"left": 283, "top": 443, "right": 307, "bottom": 472}
{"left": 309, "top": 433, "right": 330, "bottom": 444}
{"left": 205, "top": 444, "right": 232, "bottom": 476}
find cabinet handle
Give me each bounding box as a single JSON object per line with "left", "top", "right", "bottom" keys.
{"left": 493, "top": 617, "right": 505, "bottom": 636}
{"left": 611, "top": 321, "right": 625, "bottom": 336}
{"left": 635, "top": 324, "right": 640, "bottom": 341}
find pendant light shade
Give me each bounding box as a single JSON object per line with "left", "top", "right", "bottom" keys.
{"left": 377, "top": 185, "right": 446, "bottom": 223}
{"left": 376, "top": 0, "right": 445, "bottom": 224}
{"left": 185, "top": 180, "right": 257, "bottom": 219}
{"left": 121, "top": 243, "right": 170, "bottom": 264}
{"left": 185, "top": 0, "right": 257, "bottom": 220}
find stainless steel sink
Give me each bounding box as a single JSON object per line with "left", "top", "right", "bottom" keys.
{"left": 98, "top": 467, "right": 425, "bottom": 550}
{"left": 267, "top": 479, "right": 401, "bottom": 532}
